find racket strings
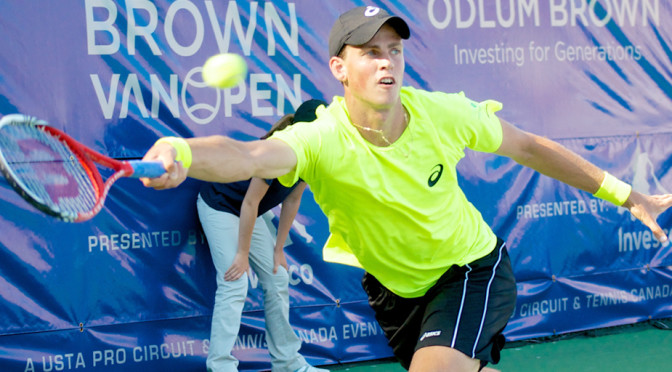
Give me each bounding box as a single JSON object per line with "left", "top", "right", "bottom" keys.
{"left": 0, "top": 124, "right": 99, "bottom": 217}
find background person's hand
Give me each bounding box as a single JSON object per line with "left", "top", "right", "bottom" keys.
{"left": 273, "top": 250, "right": 288, "bottom": 274}
{"left": 224, "top": 252, "right": 250, "bottom": 281}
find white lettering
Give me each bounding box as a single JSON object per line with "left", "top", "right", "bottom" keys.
{"left": 619, "top": 227, "right": 668, "bottom": 252}
{"left": 516, "top": 198, "right": 606, "bottom": 220}
{"left": 297, "top": 327, "right": 338, "bottom": 344}
{"left": 264, "top": 2, "right": 298, "bottom": 56}
{"left": 87, "top": 230, "right": 185, "bottom": 252}
{"left": 85, "top": 0, "right": 120, "bottom": 55}
{"left": 518, "top": 297, "right": 568, "bottom": 317}
{"left": 428, "top": 0, "right": 658, "bottom": 29}
{"left": 164, "top": 0, "right": 204, "bottom": 56}
{"left": 454, "top": 43, "right": 525, "bottom": 66}
{"left": 92, "top": 70, "right": 301, "bottom": 123}
{"left": 342, "top": 321, "right": 381, "bottom": 339}
{"left": 126, "top": 0, "right": 161, "bottom": 56}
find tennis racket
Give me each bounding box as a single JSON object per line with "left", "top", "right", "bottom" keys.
{"left": 0, "top": 114, "right": 166, "bottom": 222}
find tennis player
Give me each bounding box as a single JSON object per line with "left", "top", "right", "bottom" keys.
{"left": 142, "top": 6, "right": 672, "bottom": 372}
{"left": 197, "top": 99, "right": 328, "bottom": 372}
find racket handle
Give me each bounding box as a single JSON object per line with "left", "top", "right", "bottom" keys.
{"left": 127, "top": 160, "right": 166, "bottom": 178}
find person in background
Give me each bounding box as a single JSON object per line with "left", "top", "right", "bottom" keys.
{"left": 197, "top": 99, "right": 329, "bottom": 372}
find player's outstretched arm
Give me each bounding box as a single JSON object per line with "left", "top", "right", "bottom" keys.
{"left": 140, "top": 136, "right": 297, "bottom": 190}
{"left": 495, "top": 118, "right": 672, "bottom": 244}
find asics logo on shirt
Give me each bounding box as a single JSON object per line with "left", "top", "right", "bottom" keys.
{"left": 428, "top": 164, "right": 444, "bottom": 187}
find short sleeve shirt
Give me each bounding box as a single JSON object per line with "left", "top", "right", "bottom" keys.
{"left": 270, "top": 86, "right": 503, "bottom": 297}
{"left": 199, "top": 178, "right": 298, "bottom": 217}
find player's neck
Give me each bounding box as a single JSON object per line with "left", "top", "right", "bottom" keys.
{"left": 346, "top": 101, "right": 408, "bottom": 146}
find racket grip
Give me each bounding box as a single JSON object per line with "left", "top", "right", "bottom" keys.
{"left": 128, "top": 160, "right": 166, "bottom": 178}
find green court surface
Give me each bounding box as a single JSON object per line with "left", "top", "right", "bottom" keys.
{"left": 324, "top": 320, "right": 672, "bottom": 371}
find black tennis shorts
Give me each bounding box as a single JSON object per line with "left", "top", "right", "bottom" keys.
{"left": 362, "top": 238, "right": 516, "bottom": 370}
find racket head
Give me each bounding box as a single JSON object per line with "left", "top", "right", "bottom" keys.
{"left": 0, "top": 114, "right": 106, "bottom": 222}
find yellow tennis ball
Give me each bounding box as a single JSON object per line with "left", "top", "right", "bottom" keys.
{"left": 202, "top": 53, "right": 247, "bottom": 89}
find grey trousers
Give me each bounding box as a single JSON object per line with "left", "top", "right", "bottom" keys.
{"left": 197, "top": 195, "right": 305, "bottom": 372}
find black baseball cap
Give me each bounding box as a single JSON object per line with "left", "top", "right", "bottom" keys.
{"left": 328, "top": 6, "right": 410, "bottom": 57}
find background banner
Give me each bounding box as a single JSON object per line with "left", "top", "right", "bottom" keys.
{"left": 1, "top": 1, "right": 671, "bottom": 370}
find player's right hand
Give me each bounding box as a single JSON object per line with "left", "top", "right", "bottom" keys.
{"left": 140, "top": 142, "right": 188, "bottom": 190}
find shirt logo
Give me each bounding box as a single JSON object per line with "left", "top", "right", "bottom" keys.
{"left": 420, "top": 330, "right": 442, "bottom": 342}
{"left": 428, "top": 164, "right": 444, "bottom": 187}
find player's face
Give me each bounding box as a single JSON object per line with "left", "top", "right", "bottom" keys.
{"left": 339, "top": 24, "right": 405, "bottom": 110}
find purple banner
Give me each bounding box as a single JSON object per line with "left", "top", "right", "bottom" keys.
{"left": 2, "top": 1, "right": 672, "bottom": 371}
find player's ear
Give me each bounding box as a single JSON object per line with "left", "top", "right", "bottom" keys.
{"left": 329, "top": 55, "right": 347, "bottom": 84}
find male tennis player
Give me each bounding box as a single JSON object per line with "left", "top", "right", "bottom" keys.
{"left": 142, "top": 6, "right": 672, "bottom": 372}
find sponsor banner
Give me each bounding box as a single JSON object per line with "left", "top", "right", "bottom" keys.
{"left": 461, "top": 132, "right": 672, "bottom": 342}
{"left": 2, "top": 317, "right": 211, "bottom": 372}
{"left": 1, "top": 0, "right": 672, "bottom": 370}
{"left": 507, "top": 266, "right": 672, "bottom": 340}
{"left": 477, "top": 134, "right": 672, "bottom": 282}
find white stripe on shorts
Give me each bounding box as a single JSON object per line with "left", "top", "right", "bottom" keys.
{"left": 450, "top": 264, "right": 473, "bottom": 348}
{"left": 471, "top": 242, "right": 506, "bottom": 358}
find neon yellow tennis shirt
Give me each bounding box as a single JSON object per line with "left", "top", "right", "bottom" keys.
{"left": 271, "top": 86, "right": 503, "bottom": 298}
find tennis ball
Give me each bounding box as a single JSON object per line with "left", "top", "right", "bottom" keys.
{"left": 201, "top": 53, "right": 247, "bottom": 89}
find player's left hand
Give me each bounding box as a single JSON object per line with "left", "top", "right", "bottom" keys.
{"left": 623, "top": 190, "right": 672, "bottom": 245}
